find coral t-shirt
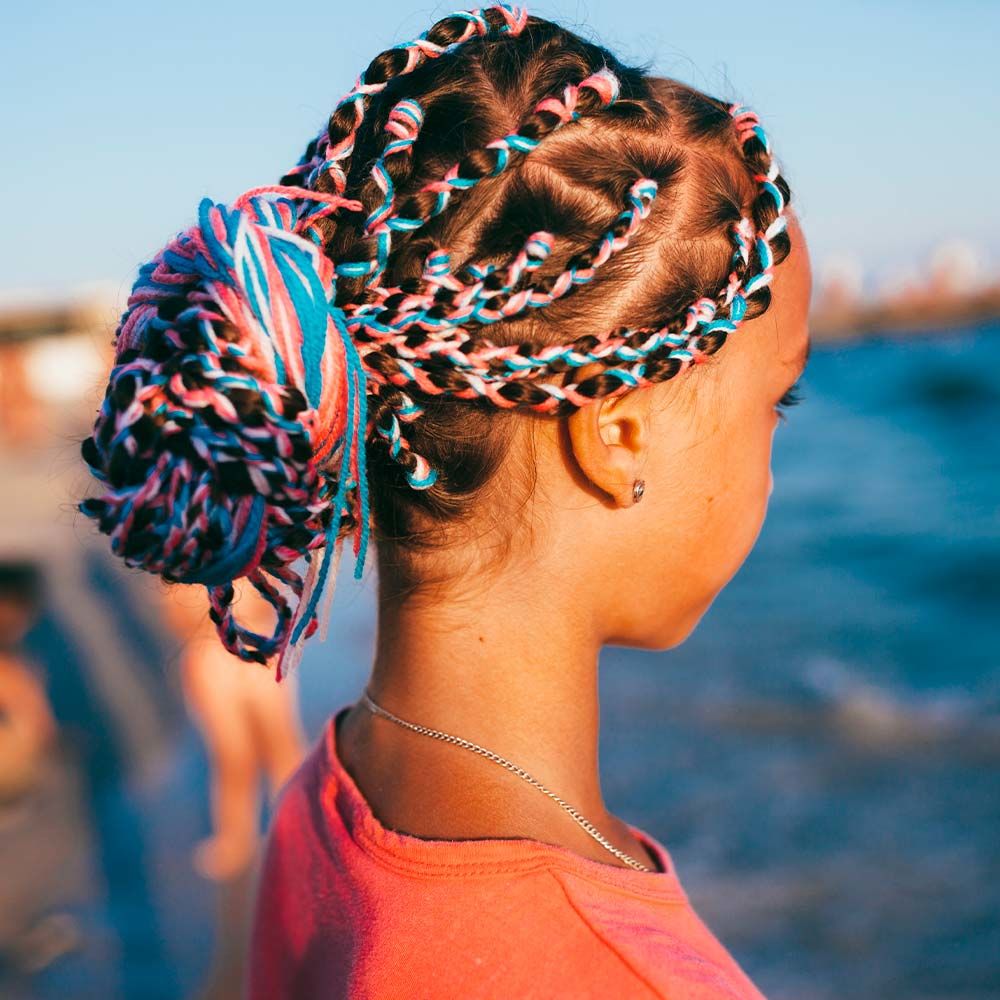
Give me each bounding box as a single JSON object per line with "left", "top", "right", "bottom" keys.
{"left": 248, "top": 703, "right": 768, "bottom": 999}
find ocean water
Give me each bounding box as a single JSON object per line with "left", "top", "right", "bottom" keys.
{"left": 590, "top": 322, "right": 1000, "bottom": 1000}
{"left": 13, "top": 322, "right": 999, "bottom": 1000}
{"left": 290, "top": 321, "right": 1000, "bottom": 1000}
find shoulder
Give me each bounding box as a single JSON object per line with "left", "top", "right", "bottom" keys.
{"left": 344, "top": 866, "right": 664, "bottom": 1000}
{"left": 549, "top": 867, "right": 769, "bottom": 1000}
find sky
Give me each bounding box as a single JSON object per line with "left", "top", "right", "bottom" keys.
{"left": 2, "top": 0, "right": 998, "bottom": 303}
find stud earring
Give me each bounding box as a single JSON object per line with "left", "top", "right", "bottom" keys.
{"left": 632, "top": 479, "right": 645, "bottom": 504}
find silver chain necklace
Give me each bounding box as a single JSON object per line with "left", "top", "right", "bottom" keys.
{"left": 359, "top": 688, "right": 653, "bottom": 873}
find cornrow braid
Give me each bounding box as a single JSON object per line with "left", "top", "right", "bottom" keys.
{"left": 339, "top": 100, "right": 786, "bottom": 415}
{"left": 79, "top": 5, "right": 794, "bottom": 681}
{"left": 364, "top": 99, "right": 425, "bottom": 237}
{"left": 349, "top": 176, "right": 659, "bottom": 341}
{"left": 332, "top": 68, "right": 622, "bottom": 292}
{"left": 286, "top": 6, "right": 529, "bottom": 230}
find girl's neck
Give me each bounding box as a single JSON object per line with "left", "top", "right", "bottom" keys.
{"left": 368, "top": 587, "right": 606, "bottom": 812}
{"left": 335, "top": 573, "right": 651, "bottom": 865}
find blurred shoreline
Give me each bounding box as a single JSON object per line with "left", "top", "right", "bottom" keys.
{"left": 811, "top": 283, "right": 1000, "bottom": 342}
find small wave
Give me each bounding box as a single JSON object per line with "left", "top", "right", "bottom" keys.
{"left": 902, "top": 369, "right": 1000, "bottom": 411}
{"left": 700, "top": 655, "right": 1000, "bottom": 756}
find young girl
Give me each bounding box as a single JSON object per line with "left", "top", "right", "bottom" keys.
{"left": 79, "top": 5, "right": 811, "bottom": 996}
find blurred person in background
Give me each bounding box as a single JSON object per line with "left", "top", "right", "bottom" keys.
{"left": 164, "top": 580, "right": 306, "bottom": 883}
{"left": 0, "top": 563, "right": 55, "bottom": 806}
{"left": 0, "top": 339, "right": 46, "bottom": 451}
{"left": 0, "top": 561, "right": 79, "bottom": 978}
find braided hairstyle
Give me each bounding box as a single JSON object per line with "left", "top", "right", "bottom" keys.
{"left": 79, "top": 5, "right": 792, "bottom": 680}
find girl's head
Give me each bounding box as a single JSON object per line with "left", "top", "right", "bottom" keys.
{"left": 79, "top": 5, "right": 809, "bottom": 677}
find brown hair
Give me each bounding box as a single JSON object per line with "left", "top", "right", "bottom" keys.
{"left": 78, "top": 7, "right": 793, "bottom": 667}
{"left": 298, "top": 13, "right": 791, "bottom": 586}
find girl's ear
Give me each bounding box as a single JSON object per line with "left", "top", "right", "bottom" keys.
{"left": 565, "top": 363, "right": 650, "bottom": 508}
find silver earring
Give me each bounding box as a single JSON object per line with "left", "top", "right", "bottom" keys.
{"left": 632, "top": 479, "right": 645, "bottom": 504}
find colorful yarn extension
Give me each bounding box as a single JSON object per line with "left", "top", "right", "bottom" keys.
{"left": 333, "top": 67, "right": 621, "bottom": 289}
{"left": 349, "top": 176, "right": 659, "bottom": 343}
{"left": 342, "top": 102, "right": 787, "bottom": 409}
{"left": 81, "top": 191, "right": 370, "bottom": 675}
{"left": 80, "top": 3, "right": 790, "bottom": 683}
{"left": 286, "top": 5, "right": 529, "bottom": 220}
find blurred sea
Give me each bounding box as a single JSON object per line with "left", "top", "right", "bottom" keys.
{"left": 9, "top": 321, "right": 999, "bottom": 1000}
{"left": 597, "top": 321, "right": 1000, "bottom": 1000}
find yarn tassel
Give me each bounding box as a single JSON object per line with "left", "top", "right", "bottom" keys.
{"left": 280, "top": 303, "right": 371, "bottom": 679}
{"left": 275, "top": 555, "right": 320, "bottom": 682}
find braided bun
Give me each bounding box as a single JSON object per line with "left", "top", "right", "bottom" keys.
{"left": 81, "top": 193, "right": 366, "bottom": 672}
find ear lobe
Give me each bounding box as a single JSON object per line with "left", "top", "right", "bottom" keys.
{"left": 566, "top": 387, "right": 648, "bottom": 508}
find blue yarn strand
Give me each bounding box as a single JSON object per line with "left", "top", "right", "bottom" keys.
{"left": 289, "top": 304, "right": 371, "bottom": 645}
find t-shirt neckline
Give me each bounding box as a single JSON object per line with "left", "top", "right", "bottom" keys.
{"left": 321, "top": 702, "right": 687, "bottom": 901}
